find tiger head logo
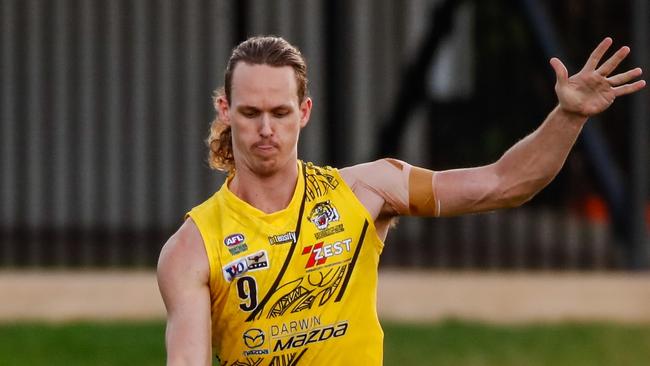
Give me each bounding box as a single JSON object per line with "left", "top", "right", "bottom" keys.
{"left": 308, "top": 201, "right": 340, "bottom": 230}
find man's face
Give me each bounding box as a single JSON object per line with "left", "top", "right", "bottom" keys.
{"left": 218, "top": 63, "right": 311, "bottom": 177}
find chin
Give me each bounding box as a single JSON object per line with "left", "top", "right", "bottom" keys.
{"left": 252, "top": 158, "right": 282, "bottom": 177}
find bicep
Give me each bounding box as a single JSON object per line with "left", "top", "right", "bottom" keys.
{"left": 157, "top": 219, "right": 212, "bottom": 366}
{"left": 343, "top": 158, "right": 504, "bottom": 218}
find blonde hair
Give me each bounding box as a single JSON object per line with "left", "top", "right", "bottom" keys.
{"left": 207, "top": 88, "right": 233, "bottom": 172}
{"left": 207, "top": 36, "right": 308, "bottom": 173}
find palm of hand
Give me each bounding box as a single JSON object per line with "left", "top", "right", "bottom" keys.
{"left": 550, "top": 38, "right": 645, "bottom": 118}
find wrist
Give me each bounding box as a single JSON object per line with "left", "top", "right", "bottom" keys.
{"left": 554, "top": 105, "right": 589, "bottom": 128}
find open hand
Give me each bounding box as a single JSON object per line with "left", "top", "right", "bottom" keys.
{"left": 550, "top": 37, "right": 646, "bottom": 118}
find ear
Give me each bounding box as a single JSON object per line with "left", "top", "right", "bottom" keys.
{"left": 299, "top": 97, "right": 312, "bottom": 128}
{"left": 216, "top": 95, "right": 231, "bottom": 126}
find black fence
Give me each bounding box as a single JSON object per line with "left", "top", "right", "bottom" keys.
{"left": 1, "top": 0, "right": 647, "bottom": 269}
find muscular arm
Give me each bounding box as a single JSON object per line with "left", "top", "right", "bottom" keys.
{"left": 438, "top": 37, "right": 645, "bottom": 215}
{"left": 435, "top": 107, "right": 584, "bottom": 215}
{"left": 344, "top": 38, "right": 644, "bottom": 220}
{"left": 345, "top": 109, "right": 588, "bottom": 218}
{"left": 157, "top": 218, "right": 212, "bottom": 366}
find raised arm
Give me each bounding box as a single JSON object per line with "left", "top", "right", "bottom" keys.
{"left": 157, "top": 218, "right": 212, "bottom": 366}
{"left": 435, "top": 37, "right": 645, "bottom": 216}
{"left": 343, "top": 38, "right": 645, "bottom": 220}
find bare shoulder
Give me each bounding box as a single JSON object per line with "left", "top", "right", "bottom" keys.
{"left": 157, "top": 218, "right": 210, "bottom": 291}
{"left": 339, "top": 158, "right": 410, "bottom": 219}
{"left": 339, "top": 158, "right": 406, "bottom": 188}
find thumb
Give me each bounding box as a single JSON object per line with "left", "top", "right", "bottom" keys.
{"left": 550, "top": 57, "right": 568, "bottom": 86}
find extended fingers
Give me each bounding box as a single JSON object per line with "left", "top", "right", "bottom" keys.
{"left": 597, "top": 46, "right": 630, "bottom": 76}
{"left": 583, "top": 37, "right": 613, "bottom": 71}
{"left": 613, "top": 79, "right": 646, "bottom": 97}
{"left": 608, "top": 67, "right": 643, "bottom": 86}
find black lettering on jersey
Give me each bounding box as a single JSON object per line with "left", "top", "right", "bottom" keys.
{"left": 273, "top": 337, "right": 292, "bottom": 353}
{"left": 306, "top": 329, "right": 320, "bottom": 344}
{"left": 271, "top": 322, "right": 348, "bottom": 352}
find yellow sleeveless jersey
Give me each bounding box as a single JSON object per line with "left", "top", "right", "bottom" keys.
{"left": 187, "top": 161, "right": 385, "bottom": 365}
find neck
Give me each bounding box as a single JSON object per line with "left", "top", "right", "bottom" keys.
{"left": 229, "top": 160, "right": 300, "bottom": 214}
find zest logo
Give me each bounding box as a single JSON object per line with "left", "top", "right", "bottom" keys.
{"left": 301, "top": 238, "right": 352, "bottom": 268}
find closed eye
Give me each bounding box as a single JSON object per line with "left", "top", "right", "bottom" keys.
{"left": 237, "top": 107, "right": 260, "bottom": 118}
{"left": 273, "top": 110, "right": 290, "bottom": 118}
{"left": 271, "top": 106, "right": 292, "bottom": 118}
{"left": 242, "top": 111, "right": 259, "bottom": 118}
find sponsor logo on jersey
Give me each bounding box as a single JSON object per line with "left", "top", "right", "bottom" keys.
{"left": 224, "top": 233, "right": 245, "bottom": 247}
{"left": 308, "top": 201, "right": 340, "bottom": 230}
{"left": 270, "top": 316, "right": 321, "bottom": 337}
{"left": 243, "top": 328, "right": 265, "bottom": 348}
{"left": 314, "top": 223, "right": 344, "bottom": 239}
{"left": 268, "top": 231, "right": 296, "bottom": 245}
{"left": 224, "top": 233, "right": 248, "bottom": 255}
{"left": 271, "top": 321, "right": 349, "bottom": 352}
{"left": 242, "top": 328, "right": 270, "bottom": 356}
{"left": 246, "top": 250, "right": 269, "bottom": 270}
{"left": 223, "top": 257, "right": 247, "bottom": 282}
{"left": 222, "top": 250, "right": 270, "bottom": 282}
{"left": 228, "top": 244, "right": 248, "bottom": 255}
{"left": 301, "top": 238, "right": 352, "bottom": 268}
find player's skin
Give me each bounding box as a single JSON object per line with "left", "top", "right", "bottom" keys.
{"left": 157, "top": 37, "right": 645, "bottom": 365}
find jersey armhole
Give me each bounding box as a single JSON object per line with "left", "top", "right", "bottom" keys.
{"left": 332, "top": 167, "right": 386, "bottom": 252}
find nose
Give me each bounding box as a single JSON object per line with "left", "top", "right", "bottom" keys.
{"left": 259, "top": 114, "right": 273, "bottom": 137}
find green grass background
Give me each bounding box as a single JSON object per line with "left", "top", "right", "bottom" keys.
{"left": 1, "top": 320, "right": 650, "bottom": 365}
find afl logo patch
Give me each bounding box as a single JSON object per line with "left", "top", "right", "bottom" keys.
{"left": 224, "top": 233, "right": 245, "bottom": 247}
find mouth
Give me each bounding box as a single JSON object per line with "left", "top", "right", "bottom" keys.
{"left": 252, "top": 141, "right": 280, "bottom": 154}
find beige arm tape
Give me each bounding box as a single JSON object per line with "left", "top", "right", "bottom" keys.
{"left": 384, "top": 158, "right": 441, "bottom": 217}
{"left": 407, "top": 166, "right": 440, "bottom": 217}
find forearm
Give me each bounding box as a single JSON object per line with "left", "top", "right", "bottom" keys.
{"left": 494, "top": 105, "right": 587, "bottom": 205}
{"left": 166, "top": 328, "right": 212, "bottom": 366}
{"left": 434, "top": 38, "right": 644, "bottom": 216}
